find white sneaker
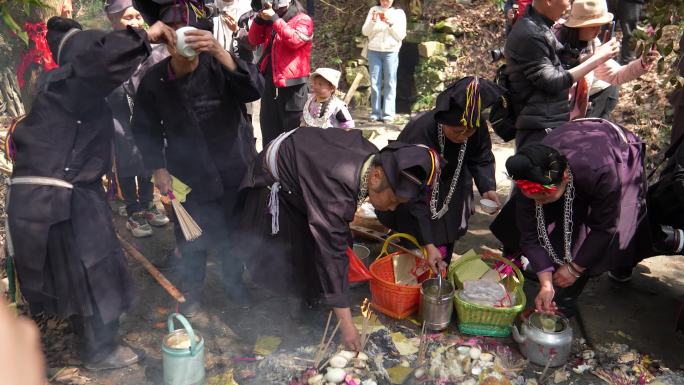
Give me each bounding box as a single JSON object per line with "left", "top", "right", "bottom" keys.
{"left": 145, "top": 205, "right": 170, "bottom": 227}
{"left": 126, "top": 212, "right": 153, "bottom": 238}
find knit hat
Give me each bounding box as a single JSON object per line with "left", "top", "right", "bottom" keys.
{"left": 104, "top": 0, "right": 133, "bottom": 15}
{"left": 311, "top": 68, "right": 341, "bottom": 89}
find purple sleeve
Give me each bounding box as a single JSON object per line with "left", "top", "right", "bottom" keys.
{"left": 333, "top": 106, "right": 355, "bottom": 129}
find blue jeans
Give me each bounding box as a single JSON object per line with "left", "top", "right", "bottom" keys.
{"left": 368, "top": 50, "right": 399, "bottom": 121}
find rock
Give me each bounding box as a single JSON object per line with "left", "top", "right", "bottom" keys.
{"left": 443, "top": 34, "right": 457, "bottom": 45}
{"left": 434, "top": 17, "right": 464, "bottom": 36}
{"left": 418, "top": 41, "right": 446, "bottom": 58}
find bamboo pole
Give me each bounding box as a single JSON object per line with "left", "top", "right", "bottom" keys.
{"left": 116, "top": 234, "right": 186, "bottom": 303}
{"left": 343, "top": 72, "right": 364, "bottom": 105}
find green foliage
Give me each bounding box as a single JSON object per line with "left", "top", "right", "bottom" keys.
{"left": 0, "top": 0, "right": 48, "bottom": 46}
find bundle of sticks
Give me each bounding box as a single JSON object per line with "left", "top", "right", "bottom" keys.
{"left": 314, "top": 311, "right": 341, "bottom": 369}
{"left": 417, "top": 321, "right": 429, "bottom": 366}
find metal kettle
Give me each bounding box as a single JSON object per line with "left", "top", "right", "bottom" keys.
{"left": 511, "top": 311, "right": 573, "bottom": 367}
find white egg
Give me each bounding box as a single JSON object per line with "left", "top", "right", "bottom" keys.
{"left": 356, "top": 352, "right": 369, "bottom": 361}
{"left": 456, "top": 346, "right": 471, "bottom": 355}
{"left": 175, "top": 26, "right": 198, "bottom": 58}
{"left": 325, "top": 367, "right": 346, "bottom": 383}
{"left": 414, "top": 368, "right": 426, "bottom": 378}
{"left": 339, "top": 350, "right": 357, "bottom": 360}
{"left": 361, "top": 380, "right": 378, "bottom": 385}
{"left": 479, "top": 352, "right": 493, "bottom": 362}
{"left": 469, "top": 347, "right": 481, "bottom": 360}
{"left": 471, "top": 366, "right": 482, "bottom": 376}
{"left": 329, "top": 355, "right": 348, "bottom": 368}
{"left": 308, "top": 374, "right": 324, "bottom": 385}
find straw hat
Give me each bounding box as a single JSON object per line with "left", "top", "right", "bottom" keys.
{"left": 565, "top": 0, "right": 613, "bottom": 28}
{"left": 311, "top": 68, "right": 341, "bottom": 89}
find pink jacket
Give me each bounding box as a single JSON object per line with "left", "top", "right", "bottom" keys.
{"left": 248, "top": 13, "right": 313, "bottom": 88}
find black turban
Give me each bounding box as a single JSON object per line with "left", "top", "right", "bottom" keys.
{"left": 505, "top": 144, "right": 568, "bottom": 185}
{"left": 133, "top": 0, "right": 213, "bottom": 30}
{"left": 434, "top": 76, "right": 506, "bottom": 128}
{"left": 377, "top": 142, "right": 443, "bottom": 200}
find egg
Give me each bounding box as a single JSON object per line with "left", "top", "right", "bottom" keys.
{"left": 469, "top": 347, "right": 481, "bottom": 360}
{"left": 356, "top": 352, "right": 369, "bottom": 361}
{"left": 175, "top": 26, "right": 198, "bottom": 58}
{"left": 338, "top": 350, "right": 357, "bottom": 360}
{"left": 456, "top": 346, "right": 471, "bottom": 355}
{"left": 307, "top": 374, "right": 324, "bottom": 385}
{"left": 329, "top": 355, "right": 348, "bottom": 368}
{"left": 480, "top": 352, "right": 494, "bottom": 362}
{"left": 325, "top": 368, "right": 346, "bottom": 383}
{"left": 471, "top": 366, "right": 482, "bottom": 376}
{"left": 414, "top": 368, "right": 426, "bottom": 378}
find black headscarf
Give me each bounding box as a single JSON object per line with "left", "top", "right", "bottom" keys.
{"left": 506, "top": 144, "right": 568, "bottom": 185}
{"left": 46, "top": 17, "right": 108, "bottom": 66}
{"left": 134, "top": 0, "right": 213, "bottom": 30}
{"left": 433, "top": 76, "right": 506, "bottom": 128}
{"left": 377, "top": 142, "right": 443, "bottom": 200}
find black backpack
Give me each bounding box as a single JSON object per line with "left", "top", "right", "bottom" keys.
{"left": 487, "top": 64, "right": 517, "bottom": 142}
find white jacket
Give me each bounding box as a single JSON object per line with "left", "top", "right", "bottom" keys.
{"left": 361, "top": 6, "right": 407, "bottom": 53}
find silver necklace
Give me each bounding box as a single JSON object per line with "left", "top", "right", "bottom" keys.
{"left": 535, "top": 171, "right": 575, "bottom": 265}
{"left": 303, "top": 97, "right": 335, "bottom": 128}
{"left": 357, "top": 155, "right": 375, "bottom": 207}
{"left": 429, "top": 123, "right": 468, "bottom": 219}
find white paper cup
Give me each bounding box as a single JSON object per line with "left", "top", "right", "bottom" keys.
{"left": 479, "top": 198, "right": 499, "bottom": 215}
{"left": 175, "top": 26, "right": 198, "bottom": 58}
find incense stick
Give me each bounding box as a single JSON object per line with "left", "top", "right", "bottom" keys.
{"left": 315, "top": 320, "right": 341, "bottom": 369}
{"left": 314, "top": 311, "right": 333, "bottom": 365}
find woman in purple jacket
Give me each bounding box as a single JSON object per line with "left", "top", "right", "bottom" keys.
{"left": 491, "top": 119, "right": 653, "bottom": 316}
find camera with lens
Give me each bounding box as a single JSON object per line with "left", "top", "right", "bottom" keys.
{"left": 490, "top": 47, "right": 505, "bottom": 63}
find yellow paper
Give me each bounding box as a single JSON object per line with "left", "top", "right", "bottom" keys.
{"left": 253, "top": 336, "right": 281, "bottom": 356}
{"left": 387, "top": 366, "right": 413, "bottom": 384}
{"left": 353, "top": 315, "right": 385, "bottom": 334}
{"left": 206, "top": 369, "right": 239, "bottom": 385}
{"left": 151, "top": 175, "right": 192, "bottom": 203}
{"left": 390, "top": 332, "right": 419, "bottom": 356}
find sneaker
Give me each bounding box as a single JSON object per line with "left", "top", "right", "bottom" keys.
{"left": 118, "top": 205, "right": 128, "bottom": 217}
{"left": 84, "top": 344, "right": 139, "bottom": 371}
{"left": 126, "top": 212, "right": 153, "bottom": 238}
{"left": 145, "top": 205, "right": 170, "bottom": 227}
{"left": 607, "top": 269, "right": 633, "bottom": 283}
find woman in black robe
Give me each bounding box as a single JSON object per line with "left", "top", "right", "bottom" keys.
{"left": 377, "top": 77, "right": 506, "bottom": 273}
{"left": 6, "top": 17, "right": 175, "bottom": 369}
{"left": 238, "top": 127, "right": 442, "bottom": 350}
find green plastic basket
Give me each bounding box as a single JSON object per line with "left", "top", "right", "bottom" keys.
{"left": 449, "top": 251, "right": 526, "bottom": 337}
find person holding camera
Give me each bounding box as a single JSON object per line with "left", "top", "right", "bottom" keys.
{"left": 362, "top": 0, "right": 406, "bottom": 123}
{"left": 248, "top": 0, "right": 313, "bottom": 145}
{"left": 505, "top": 0, "right": 619, "bottom": 149}
{"left": 555, "top": 0, "right": 659, "bottom": 120}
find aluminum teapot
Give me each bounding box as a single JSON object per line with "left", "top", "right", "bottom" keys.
{"left": 511, "top": 311, "right": 573, "bottom": 367}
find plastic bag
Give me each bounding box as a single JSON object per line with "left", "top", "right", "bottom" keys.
{"left": 459, "top": 280, "right": 516, "bottom": 308}
{"left": 347, "top": 246, "right": 372, "bottom": 283}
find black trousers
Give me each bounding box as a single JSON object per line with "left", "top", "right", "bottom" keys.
{"left": 515, "top": 129, "right": 548, "bottom": 150}
{"left": 119, "top": 175, "right": 153, "bottom": 215}
{"left": 617, "top": 1, "right": 643, "bottom": 63}
{"left": 70, "top": 311, "right": 119, "bottom": 362}
{"left": 176, "top": 196, "right": 245, "bottom": 302}
{"left": 260, "top": 78, "right": 307, "bottom": 146}
{"left": 587, "top": 85, "right": 619, "bottom": 120}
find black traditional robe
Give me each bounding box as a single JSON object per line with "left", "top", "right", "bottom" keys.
{"left": 132, "top": 52, "right": 263, "bottom": 205}
{"left": 7, "top": 28, "right": 152, "bottom": 323}
{"left": 238, "top": 127, "right": 378, "bottom": 308}
{"left": 376, "top": 110, "right": 497, "bottom": 248}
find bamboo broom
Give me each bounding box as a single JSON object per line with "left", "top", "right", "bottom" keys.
{"left": 168, "top": 191, "right": 202, "bottom": 241}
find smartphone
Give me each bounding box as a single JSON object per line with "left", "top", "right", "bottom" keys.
{"left": 602, "top": 21, "right": 616, "bottom": 43}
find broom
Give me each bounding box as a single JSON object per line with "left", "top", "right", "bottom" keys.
{"left": 168, "top": 191, "right": 202, "bottom": 241}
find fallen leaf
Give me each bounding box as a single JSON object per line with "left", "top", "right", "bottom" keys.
{"left": 389, "top": 332, "right": 419, "bottom": 356}
{"left": 387, "top": 365, "right": 413, "bottom": 384}
{"left": 253, "top": 336, "right": 281, "bottom": 356}
{"left": 206, "top": 369, "right": 239, "bottom": 385}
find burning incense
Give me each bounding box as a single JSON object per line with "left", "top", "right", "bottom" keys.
{"left": 417, "top": 320, "right": 428, "bottom": 366}
{"left": 314, "top": 311, "right": 333, "bottom": 365}
{"left": 315, "top": 320, "right": 341, "bottom": 369}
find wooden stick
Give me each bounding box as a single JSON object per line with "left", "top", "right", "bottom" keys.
{"left": 315, "top": 311, "right": 333, "bottom": 365}
{"left": 316, "top": 320, "right": 341, "bottom": 369}
{"left": 343, "top": 72, "right": 364, "bottom": 105}
{"left": 117, "top": 234, "right": 186, "bottom": 303}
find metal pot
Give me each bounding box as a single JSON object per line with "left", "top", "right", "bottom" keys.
{"left": 512, "top": 312, "right": 573, "bottom": 367}
{"left": 419, "top": 277, "right": 454, "bottom": 330}
{"left": 162, "top": 313, "right": 205, "bottom": 385}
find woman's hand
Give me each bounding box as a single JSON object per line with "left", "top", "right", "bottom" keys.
{"left": 184, "top": 29, "right": 223, "bottom": 57}
{"left": 425, "top": 243, "right": 447, "bottom": 275}
{"left": 641, "top": 48, "right": 661, "bottom": 67}
{"left": 146, "top": 21, "right": 177, "bottom": 46}
{"left": 153, "top": 168, "right": 173, "bottom": 195}
{"left": 594, "top": 38, "right": 620, "bottom": 63}
{"left": 222, "top": 13, "right": 239, "bottom": 32}
{"left": 259, "top": 2, "right": 275, "bottom": 20}
{"left": 334, "top": 308, "right": 362, "bottom": 351}
{"left": 481, "top": 190, "right": 501, "bottom": 210}
{"left": 553, "top": 263, "right": 583, "bottom": 288}
{"left": 535, "top": 272, "right": 558, "bottom": 314}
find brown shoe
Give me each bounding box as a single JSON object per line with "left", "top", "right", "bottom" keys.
{"left": 84, "top": 344, "right": 139, "bottom": 370}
